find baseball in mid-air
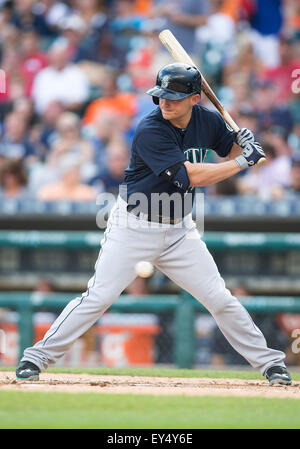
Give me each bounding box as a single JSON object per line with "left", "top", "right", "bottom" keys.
{"left": 135, "top": 261, "right": 154, "bottom": 278}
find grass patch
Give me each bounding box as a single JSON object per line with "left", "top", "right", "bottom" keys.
{"left": 0, "top": 391, "right": 299, "bottom": 429}
{"left": 1, "top": 366, "right": 300, "bottom": 381}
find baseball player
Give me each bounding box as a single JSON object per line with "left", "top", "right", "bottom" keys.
{"left": 16, "top": 63, "right": 292, "bottom": 386}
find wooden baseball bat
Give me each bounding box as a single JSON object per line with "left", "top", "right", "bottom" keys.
{"left": 159, "top": 29, "right": 266, "bottom": 166}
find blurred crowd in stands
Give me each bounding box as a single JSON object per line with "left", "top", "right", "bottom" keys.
{"left": 0, "top": 0, "right": 299, "bottom": 203}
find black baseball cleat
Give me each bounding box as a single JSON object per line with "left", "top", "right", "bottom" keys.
{"left": 16, "top": 361, "right": 40, "bottom": 381}
{"left": 265, "top": 365, "right": 292, "bottom": 386}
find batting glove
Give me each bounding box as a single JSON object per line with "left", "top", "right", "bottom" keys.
{"left": 235, "top": 128, "right": 255, "bottom": 148}
{"left": 235, "top": 141, "right": 266, "bottom": 169}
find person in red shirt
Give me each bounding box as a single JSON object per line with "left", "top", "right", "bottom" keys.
{"left": 20, "top": 28, "right": 48, "bottom": 96}
{"left": 260, "top": 37, "right": 300, "bottom": 104}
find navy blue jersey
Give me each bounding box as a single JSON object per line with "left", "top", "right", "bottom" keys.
{"left": 120, "top": 104, "right": 234, "bottom": 219}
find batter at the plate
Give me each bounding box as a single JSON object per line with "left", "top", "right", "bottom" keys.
{"left": 16, "top": 63, "right": 292, "bottom": 386}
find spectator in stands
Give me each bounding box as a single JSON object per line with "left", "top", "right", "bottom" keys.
{"left": 10, "top": 0, "right": 56, "bottom": 37}
{"left": 235, "top": 107, "right": 260, "bottom": 140}
{"left": 0, "top": 21, "right": 19, "bottom": 56}
{"left": 37, "top": 153, "right": 97, "bottom": 202}
{"left": 47, "top": 111, "right": 96, "bottom": 182}
{"left": 248, "top": 0, "right": 284, "bottom": 68}
{"left": 285, "top": 0, "right": 300, "bottom": 38}
{"left": 222, "top": 39, "right": 253, "bottom": 87}
{"left": 74, "top": 0, "right": 107, "bottom": 31}
{"left": 224, "top": 73, "right": 252, "bottom": 116}
{"left": 222, "top": 38, "right": 263, "bottom": 111}
{"left": 69, "top": 0, "right": 122, "bottom": 67}
{"left": 59, "top": 14, "right": 86, "bottom": 62}
{"left": 89, "top": 110, "right": 124, "bottom": 173}
{"left": 0, "top": 2, "right": 15, "bottom": 65}
{"left": 288, "top": 124, "right": 300, "bottom": 154}
{"left": 0, "top": 111, "right": 37, "bottom": 161}
{"left": 0, "top": 33, "right": 30, "bottom": 120}
{"left": 0, "top": 157, "right": 29, "bottom": 199}
{"left": 126, "top": 36, "right": 157, "bottom": 93}
{"left": 110, "top": 0, "right": 146, "bottom": 55}
{"left": 150, "top": 0, "right": 209, "bottom": 55}
{"left": 195, "top": 0, "right": 238, "bottom": 85}
{"left": 259, "top": 36, "right": 300, "bottom": 104}
{"left": 83, "top": 70, "right": 137, "bottom": 127}
{"left": 12, "top": 97, "right": 48, "bottom": 160}
{"left": 288, "top": 89, "right": 300, "bottom": 127}
{"left": 26, "top": 101, "right": 66, "bottom": 192}
{"left": 36, "top": 100, "right": 65, "bottom": 152}
{"left": 252, "top": 79, "right": 294, "bottom": 136}
{"left": 31, "top": 38, "right": 90, "bottom": 114}
{"left": 287, "top": 153, "right": 300, "bottom": 195}
{"left": 0, "top": 0, "right": 14, "bottom": 27}
{"left": 34, "top": 0, "right": 70, "bottom": 32}
{"left": 13, "top": 97, "right": 36, "bottom": 128}
{"left": 0, "top": 40, "right": 25, "bottom": 105}
{"left": 0, "top": 10, "right": 19, "bottom": 45}
{"left": 90, "top": 138, "right": 129, "bottom": 194}
{"left": 262, "top": 125, "right": 293, "bottom": 158}
{"left": 83, "top": 70, "right": 137, "bottom": 151}
{"left": 236, "top": 141, "right": 291, "bottom": 200}
{"left": 20, "top": 27, "right": 48, "bottom": 96}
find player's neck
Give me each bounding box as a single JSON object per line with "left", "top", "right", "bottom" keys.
{"left": 168, "top": 110, "right": 192, "bottom": 130}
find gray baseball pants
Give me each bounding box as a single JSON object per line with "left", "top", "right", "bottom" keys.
{"left": 22, "top": 196, "right": 286, "bottom": 374}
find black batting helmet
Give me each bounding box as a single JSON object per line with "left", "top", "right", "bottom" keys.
{"left": 147, "top": 62, "right": 202, "bottom": 105}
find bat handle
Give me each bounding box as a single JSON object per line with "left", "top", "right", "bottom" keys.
{"left": 222, "top": 110, "right": 240, "bottom": 133}
{"left": 257, "top": 157, "right": 266, "bottom": 167}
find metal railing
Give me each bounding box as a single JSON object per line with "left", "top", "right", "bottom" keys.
{"left": 1, "top": 291, "right": 300, "bottom": 368}
{"left": 1, "top": 230, "right": 300, "bottom": 249}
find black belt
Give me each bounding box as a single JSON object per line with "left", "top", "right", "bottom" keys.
{"left": 127, "top": 205, "right": 182, "bottom": 225}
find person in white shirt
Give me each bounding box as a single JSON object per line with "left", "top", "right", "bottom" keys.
{"left": 31, "top": 38, "right": 90, "bottom": 114}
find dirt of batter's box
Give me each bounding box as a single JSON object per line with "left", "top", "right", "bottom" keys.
{"left": 0, "top": 372, "right": 299, "bottom": 398}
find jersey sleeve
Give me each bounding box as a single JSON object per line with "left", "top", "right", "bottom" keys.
{"left": 134, "top": 126, "right": 186, "bottom": 176}
{"left": 210, "top": 111, "right": 235, "bottom": 158}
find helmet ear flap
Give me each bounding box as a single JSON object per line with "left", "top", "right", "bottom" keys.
{"left": 152, "top": 96, "right": 159, "bottom": 105}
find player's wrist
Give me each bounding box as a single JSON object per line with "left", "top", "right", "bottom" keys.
{"left": 234, "top": 155, "right": 248, "bottom": 170}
